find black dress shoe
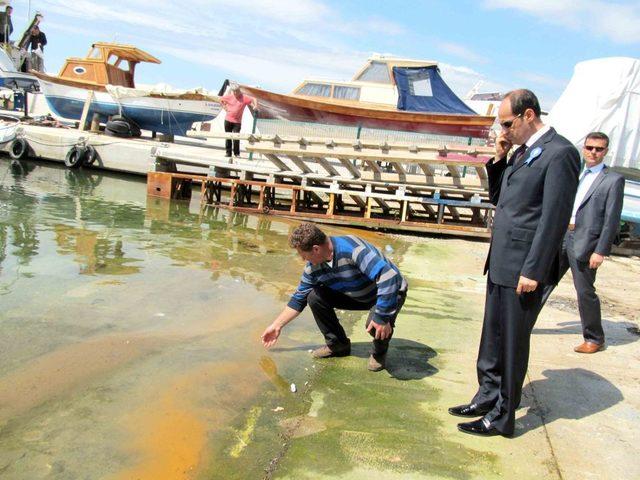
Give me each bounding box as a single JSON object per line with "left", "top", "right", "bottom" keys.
{"left": 448, "top": 403, "right": 491, "bottom": 418}
{"left": 457, "top": 418, "right": 503, "bottom": 437}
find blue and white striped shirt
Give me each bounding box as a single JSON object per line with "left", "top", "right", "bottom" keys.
{"left": 287, "top": 235, "right": 408, "bottom": 324}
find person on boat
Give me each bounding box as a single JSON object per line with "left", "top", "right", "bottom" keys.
{"left": 540, "top": 132, "right": 625, "bottom": 354}
{"left": 220, "top": 82, "right": 257, "bottom": 159}
{"left": 261, "top": 222, "right": 408, "bottom": 372}
{"left": 449, "top": 89, "right": 580, "bottom": 437}
{"left": 0, "top": 6, "right": 13, "bottom": 43}
{"left": 20, "top": 25, "right": 47, "bottom": 73}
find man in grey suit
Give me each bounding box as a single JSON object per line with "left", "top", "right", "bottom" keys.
{"left": 541, "top": 132, "right": 625, "bottom": 354}
{"left": 449, "top": 89, "right": 580, "bottom": 437}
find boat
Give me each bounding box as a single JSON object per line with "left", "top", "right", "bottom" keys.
{"left": 0, "top": 48, "right": 39, "bottom": 91}
{"left": 0, "top": 11, "right": 43, "bottom": 91}
{"left": 240, "top": 55, "right": 495, "bottom": 139}
{"left": 0, "top": 114, "right": 19, "bottom": 144}
{"left": 31, "top": 42, "right": 221, "bottom": 136}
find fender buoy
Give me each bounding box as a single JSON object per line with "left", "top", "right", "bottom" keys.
{"left": 9, "top": 138, "right": 28, "bottom": 159}
{"left": 64, "top": 146, "right": 86, "bottom": 169}
{"left": 84, "top": 145, "right": 97, "bottom": 166}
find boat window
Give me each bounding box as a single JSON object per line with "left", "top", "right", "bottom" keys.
{"left": 297, "top": 83, "right": 331, "bottom": 97}
{"left": 333, "top": 86, "right": 360, "bottom": 100}
{"left": 107, "top": 54, "right": 119, "bottom": 66}
{"left": 409, "top": 71, "right": 433, "bottom": 97}
{"left": 356, "top": 61, "right": 391, "bottom": 83}
{"left": 88, "top": 48, "right": 102, "bottom": 59}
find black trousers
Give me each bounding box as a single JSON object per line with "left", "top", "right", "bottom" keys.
{"left": 541, "top": 231, "right": 604, "bottom": 344}
{"left": 224, "top": 120, "right": 241, "bottom": 156}
{"left": 307, "top": 285, "right": 406, "bottom": 355}
{"left": 471, "top": 276, "right": 544, "bottom": 435}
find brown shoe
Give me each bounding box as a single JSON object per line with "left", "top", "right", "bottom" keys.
{"left": 574, "top": 341, "right": 605, "bottom": 354}
{"left": 367, "top": 353, "right": 386, "bottom": 372}
{"left": 312, "top": 340, "right": 351, "bottom": 359}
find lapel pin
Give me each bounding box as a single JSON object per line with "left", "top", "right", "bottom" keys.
{"left": 524, "top": 147, "right": 543, "bottom": 165}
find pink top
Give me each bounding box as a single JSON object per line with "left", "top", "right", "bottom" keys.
{"left": 221, "top": 93, "right": 255, "bottom": 123}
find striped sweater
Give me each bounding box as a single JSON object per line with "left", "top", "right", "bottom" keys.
{"left": 287, "top": 235, "right": 408, "bottom": 324}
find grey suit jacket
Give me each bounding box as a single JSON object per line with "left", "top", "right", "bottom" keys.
{"left": 484, "top": 127, "right": 580, "bottom": 287}
{"left": 570, "top": 165, "right": 625, "bottom": 262}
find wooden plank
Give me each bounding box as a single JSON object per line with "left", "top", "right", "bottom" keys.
{"left": 190, "top": 130, "right": 495, "bottom": 156}
{"left": 286, "top": 154, "right": 313, "bottom": 174}
{"left": 247, "top": 144, "right": 491, "bottom": 167}
{"left": 78, "top": 90, "right": 95, "bottom": 132}
{"left": 264, "top": 153, "right": 290, "bottom": 172}
{"left": 337, "top": 157, "right": 361, "bottom": 179}
{"left": 327, "top": 193, "right": 335, "bottom": 215}
{"left": 446, "top": 165, "right": 461, "bottom": 178}
{"left": 312, "top": 156, "right": 340, "bottom": 176}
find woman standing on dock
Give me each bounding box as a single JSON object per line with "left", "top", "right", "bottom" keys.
{"left": 220, "top": 82, "right": 257, "bottom": 159}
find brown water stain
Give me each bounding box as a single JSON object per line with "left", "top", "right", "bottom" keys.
{"left": 112, "top": 360, "right": 266, "bottom": 480}
{"left": 0, "top": 334, "right": 170, "bottom": 425}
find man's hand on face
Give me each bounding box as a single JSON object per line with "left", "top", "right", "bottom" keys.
{"left": 366, "top": 321, "right": 392, "bottom": 340}
{"left": 516, "top": 275, "right": 538, "bottom": 295}
{"left": 495, "top": 132, "right": 513, "bottom": 161}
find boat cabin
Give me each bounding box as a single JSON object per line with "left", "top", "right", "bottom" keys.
{"left": 57, "top": 42, "right": 161, "bottom": 88}
{"left": 292, "top": 56, "right": 438, "bottom": 106}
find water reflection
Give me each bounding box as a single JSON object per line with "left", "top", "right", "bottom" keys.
{"left": 0, "top": 158, "right": 408, "bottom": 479}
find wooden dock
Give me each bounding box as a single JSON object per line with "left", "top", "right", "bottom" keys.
{"left": 3, "top": 123, "right": 496, "bottom": 238}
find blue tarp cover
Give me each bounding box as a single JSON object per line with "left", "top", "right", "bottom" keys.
{"left": 393, "top": 66, "right": 477, "bottom": 115}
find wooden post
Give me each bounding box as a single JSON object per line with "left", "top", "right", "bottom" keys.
{"left": 90, "top": 113, "right": 101, "bottom": 132}
{"left": 327, "top": 193, "right": 335, "bottom": 216}
{"left": 78, "top": 90, "right": 95, "bottom": 131}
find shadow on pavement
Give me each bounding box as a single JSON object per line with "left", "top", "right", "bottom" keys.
{"left": 516, "top": 368, "right": 624, "bottom": 437}
{"left": 533, "top": 319, "right": 640, "bottom": 347}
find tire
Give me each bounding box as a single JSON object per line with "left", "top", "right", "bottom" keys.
{"left": 65, "top": 146, "right": 86, "bottom": 169}
{"left": 84, "top": 145, "right": 97, "bottom": 166}
{"left": 105, "top": 120, "right": 132, "bottom": 136}
{"left": 9, "top": 138, "right": 28, "bottom": 159}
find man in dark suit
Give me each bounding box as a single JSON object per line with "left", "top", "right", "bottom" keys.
{"left": 449, "top": 89, "right": 580, "bottom": 437}
{"left": 540, "top": 132, "right": 625, "bottom": 354}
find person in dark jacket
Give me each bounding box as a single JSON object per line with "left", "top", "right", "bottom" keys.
{"left": 21, "top": 25, "right": 47, "bottom": 73}
{"left": 449, "top": 89, "right": 580, "bottom": 437}
{"left": 0, "top": 6, "right": 13, "bottom": 43}
{"left": 27, "top": 25, "right": 47, "bottom": 51}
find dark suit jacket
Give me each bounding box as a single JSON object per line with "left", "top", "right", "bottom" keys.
{"left": 484, "top": 127, "right": 580, "bottom": 287}
{"left": 570, "top": 165, "right": 625, "bottom": 261}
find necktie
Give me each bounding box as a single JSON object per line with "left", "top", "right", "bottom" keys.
{"left": 508, "top": 144, "right": 527, "bottom": 167}
{"left": 579, "top": 168, "right": 592, "bottom": 183}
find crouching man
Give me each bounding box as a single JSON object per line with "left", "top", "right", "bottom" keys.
{"left": 261, "top": 223, "right": 408, "bottom": 371}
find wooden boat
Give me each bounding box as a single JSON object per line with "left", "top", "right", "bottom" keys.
{"left": 32, "top": 43, "right": 221, "bottom": 135}
{"left": 241, "top": 56, "right": 495, "bottom": 139}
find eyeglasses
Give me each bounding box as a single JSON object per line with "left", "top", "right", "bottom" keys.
{"left": 499, "top": 113, "right": 522, "bottom": 130}
{"left": 584, "top": 145, "right": 606, "bottom": 152}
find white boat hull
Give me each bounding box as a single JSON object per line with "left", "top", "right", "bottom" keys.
{"left": 39, "top": 79, "right": 220, "bottom": 136}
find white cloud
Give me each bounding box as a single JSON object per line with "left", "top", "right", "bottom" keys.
{"left": 483, "top": 0, "right": 640, "bottom": 44}
{"left": 437, "top": 41, "right": 489, "bottom": 64}
{"left": 439, "top": 63, "right": 509, "bottom": 98}
{"left": 517, "top": 71, "right": 567, "bottom": 89}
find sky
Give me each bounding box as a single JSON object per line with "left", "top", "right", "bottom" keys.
{"left": 9, "top": 0, "right": 640, "bottom": 110}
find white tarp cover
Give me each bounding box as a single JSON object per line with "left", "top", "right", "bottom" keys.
{"left": 106, "top": 83, "right": 220, "bottom": 102}
{"left": 548, "top": 57, "right": 640, "bottom": 169}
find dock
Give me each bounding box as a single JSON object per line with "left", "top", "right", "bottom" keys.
{"left": 3, "top": 122, "right": 496, "bottom": 238}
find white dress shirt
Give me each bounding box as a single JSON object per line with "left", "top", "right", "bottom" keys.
{"left": 570, "top": 162, "right": 605, "bottom": 224}
{"left": 525, "top": 124, "right": 551, "bottom": 148}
